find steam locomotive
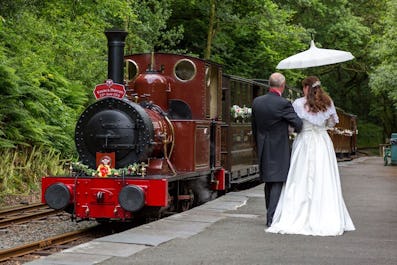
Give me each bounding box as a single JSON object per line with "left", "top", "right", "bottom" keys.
{"left": 41, "top": 30, "right": 357, "bottom": 221}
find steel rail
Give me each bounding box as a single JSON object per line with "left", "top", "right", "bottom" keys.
{"left": 0, "top": 202, "right": 44, "bottom": 216}
{"left": 0, "top": 203, "right": 60, "bottom": 228}
{"left": 0, "top": 226, "right": 97, "bottom": 262}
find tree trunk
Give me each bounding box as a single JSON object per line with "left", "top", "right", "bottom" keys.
{"left": 204, "top": 0, "right": 216, "bottom": 60}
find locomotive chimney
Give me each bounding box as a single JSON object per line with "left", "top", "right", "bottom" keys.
{"left": 105, "top": 29, "right": 128, "bottom": 84}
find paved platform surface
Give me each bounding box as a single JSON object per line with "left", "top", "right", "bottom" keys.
{"left": 26, "top": 156, "right": 397, "bottom": 265}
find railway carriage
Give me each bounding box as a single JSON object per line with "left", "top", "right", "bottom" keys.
{"left": 329, "top": 109, "right": 357, "bottom": 160}
{"left": 221, "top": 75, "right": 266, "bottom": 187}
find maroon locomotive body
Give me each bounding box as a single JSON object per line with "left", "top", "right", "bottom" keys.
{"left": 41, "top": 30, "right": 258, "bottom": 221}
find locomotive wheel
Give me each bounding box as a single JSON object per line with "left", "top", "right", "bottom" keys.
{"left": 178, "top": 186, "right": 194, "bottom": 212}
{"left": 180, "top": 197, "right": 192, "bottom": 211}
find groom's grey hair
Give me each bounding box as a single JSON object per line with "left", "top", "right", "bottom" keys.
{"left": 269, "top": 73, "right": 286, "bottom": 88}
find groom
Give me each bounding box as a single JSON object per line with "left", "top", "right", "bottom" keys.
{"left": 251, "top": 72, "right": 302, "bottom": 227}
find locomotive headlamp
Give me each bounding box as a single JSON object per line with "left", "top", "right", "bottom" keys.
{"left": 118, "top": 185, "right": 145, "bottom": 212}
{"left": 44, "top": 183, "right": 72, "bottom": 210}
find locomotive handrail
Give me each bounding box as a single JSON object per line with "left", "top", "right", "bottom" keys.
{"left": 163, "top": 115, "right": 176, "bottom": 176}
{"left": 164, "top": 115, "right": 175, "bottom": 158}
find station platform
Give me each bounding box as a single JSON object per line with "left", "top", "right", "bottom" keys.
{"left": 27, "top": 156, "right": 397, "bottom": 265}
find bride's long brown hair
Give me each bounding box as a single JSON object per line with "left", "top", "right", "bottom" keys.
{"left": 302, "top": 76, "right": 332, "bottom": 113}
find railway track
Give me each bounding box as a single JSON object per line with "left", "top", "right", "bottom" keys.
{"left": 0, "top": 203, "right": 59, "bottom": 228}
{"left": 0, "top": 226, "right": 99, "bottom": 263}
{"left": 0, "top": 203, "right": 140, "bottom": 264}
{"left": 0, "top": 181, "right": 259, "bottom": 263}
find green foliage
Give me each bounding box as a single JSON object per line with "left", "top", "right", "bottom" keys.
{"left": 271, "top": 0, "right": 397, "bottom": 143}
{"left": 0, "top": 0, "right": 145, "bottom": 155}
{"left": 274, "top": 0, "right": 373, "bottom": 118}
{"left": 356, "top": 120, "right": 384, "bottom": 148}
{"left": 370, "top": 63, "right": 397, "bottom": 105}
{"left": 169, "top": 0, "right": 307, "bottom": 79}
{"left": 127, "top": 0, "right": 184, "bottom": 53}
{"left": 220, "top": 0, "right": 305, "bottom": 77}
{"left": 0, "top": 21, "right": 86, "bottom": 153}
{"left": 368, "top": 0, "right": 397, "bottom": 137}
{"left": 0, "top": 65, "right": 19, "bottom": 148}
{"left": 0, "top": 146, "right": 69, "bottom": 194}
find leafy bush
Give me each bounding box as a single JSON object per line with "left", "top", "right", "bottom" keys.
{"left": 357, "top": 121, "right": 384, "bottom": 148}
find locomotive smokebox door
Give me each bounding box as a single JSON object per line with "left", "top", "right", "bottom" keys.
{"left": 75, "top": 98, "right": 154, "bottom": 169}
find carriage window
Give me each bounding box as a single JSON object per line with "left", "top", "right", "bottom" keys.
{"left": 174, "top": 59, "right": 196, "bottom": 82}
{"left": 125, "top": 59, "right": 139, "bottom": 81}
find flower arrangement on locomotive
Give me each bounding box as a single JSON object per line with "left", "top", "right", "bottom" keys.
{"left": 72, "top": 161, "right": 148, "bottom": 178}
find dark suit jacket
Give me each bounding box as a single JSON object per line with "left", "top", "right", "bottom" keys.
{"left": 251, "top": 92, "right": 302, "bottom": 182}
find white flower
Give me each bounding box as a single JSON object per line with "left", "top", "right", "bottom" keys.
{"left": 231, "top": 105, "right": 252, "bottom": 119}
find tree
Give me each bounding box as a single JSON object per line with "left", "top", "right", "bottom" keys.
{"left": 168, "top": 0, "right": 306, "bottom": 79}
{"left": 272, "top": 0, "right": 371, "bottom": 109}
{"left": 270, "top": 0, "right": 397, "bottom": 145}
{"left": 204, "top": 0, "right": 216, "bottom": 59}
{"left": 126, "top": 0, "right": 184, "bottom": 54}
{"left": 0, "top": 0, "right": 142, "bottom": 154}
{"left": 368, "top": 0, "right": 397, "bottom": 137}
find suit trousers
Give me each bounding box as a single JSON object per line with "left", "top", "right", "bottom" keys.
{"left": 264, "top": 182, "right": 283, "bottom": 226}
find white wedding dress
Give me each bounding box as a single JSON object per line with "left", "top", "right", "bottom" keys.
{"left": 266, "top": 97, "right": 355, "bottom": 236}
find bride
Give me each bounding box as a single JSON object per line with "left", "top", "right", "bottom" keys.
{"left": 266, "top": 76, "right": 355, "bottom": 236}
